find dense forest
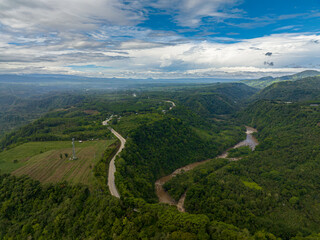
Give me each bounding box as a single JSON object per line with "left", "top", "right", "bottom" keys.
{"left": 253, "top": 76, "right": 320, "bottom": 102}
{"left": 1, "top": 174, "right": 280, "bottom": 239}
{"left": 1, "top": 77, "right": 320, "bottom": 239}
{"left": 164, "top": 100, "right": 320, "bottom": 239}
{"left": 115, "top": 116, "right": 244, "bottom": 202}
{"left": 0, "top": 93, "right": 87, "bottom": 138}
{"left": 175, "top": 83, "right": 257, "bottom": 117}
{"left": 242, "top": 70, "right": 320, "bottom": 89}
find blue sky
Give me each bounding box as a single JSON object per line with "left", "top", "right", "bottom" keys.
{"left": 0, "top": 0, "right": 320, "bottom": 79}
{"left": 140, "top": 0, "right": 320, "bottom": 40}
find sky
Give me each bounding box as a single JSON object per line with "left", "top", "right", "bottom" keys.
{"left": 0, "top": 0, "right": 320, "bottom": 79}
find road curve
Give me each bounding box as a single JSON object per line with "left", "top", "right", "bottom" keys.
{"left": 165, "top": 100, "right": 176, "bottom": 110}
{"left": 107, "top": 128, "right": 126, "bottom": 198}
{"left": 103, "top": 118, "right": 126, "bottom": 198}
{"left": 103, "top": 101, "right": 175, "bottom": 198}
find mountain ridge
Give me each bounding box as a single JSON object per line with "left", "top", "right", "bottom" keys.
{"left": 242, "top": 70, "right": 320, "bottom": 89}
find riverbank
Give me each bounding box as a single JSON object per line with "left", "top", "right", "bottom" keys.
{"left": 155, "top": 126, "right": 259, "bottom": 212}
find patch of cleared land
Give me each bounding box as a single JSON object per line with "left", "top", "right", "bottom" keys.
{"left": 0, "top": 140, "right": 114, "bottom": 185}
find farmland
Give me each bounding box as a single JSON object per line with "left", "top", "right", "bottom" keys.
{"left": 0, "top": 140, "right": 115, "bottom": 185}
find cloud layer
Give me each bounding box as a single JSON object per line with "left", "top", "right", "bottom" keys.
{"left": 149, "top": 0, "right": 241, "bottom": 27}
{"left": 0, "top": 0, "right": 319, "bottom": 79}
{"left": 0, "top": 0, "right": 144, "bottom": 32}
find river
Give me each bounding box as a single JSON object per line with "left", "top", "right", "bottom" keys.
{"left": 155, "top": 126, "right": 259, "bottom": 211}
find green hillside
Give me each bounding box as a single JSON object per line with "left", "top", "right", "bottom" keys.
{"left": 176, "top": 83, "right": 257, "bottom": 117}
{"left": 164, "top": 100, "right": 320, "bottom": 239}
{"left": 253, "top": 76, "right": 320, "bottom": 102}
{"left": 0, "top": 93, "right": 86, "bottom": 138}
{"left": 0, "top": 140, "right": 115, "bottom": 186}
{"left": 242, "top": 70, "right": 320, "bottom": 89}
{"left": 2, "top": 81, "right": 320, "bottom": 239}
{"left": 115, "top": 117, "right": 244, "bottom": 202}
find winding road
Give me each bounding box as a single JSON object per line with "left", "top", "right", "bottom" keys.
{"left": 165, "top": 100, "right": 176, "bottom": 110}
{"left": 103, "top": 118, "right": 126, "bottom": 198}
{"left": 103, "top": 104, "right": 256, "bottom": 208}
{"left": 103, "top": 100, "right": 176, "bottom": 198}
{"left": 155, "top": 126, "right": 259, "bottom": 212}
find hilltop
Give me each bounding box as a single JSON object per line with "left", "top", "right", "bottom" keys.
{"left": 253, "top": 76, "right": 320, "bottom": 102}
{"left": 242, "top": 70, "right": 320, "bottom": 89}
{"left": 1, "top": 78, "right": 320, "bottom": 239}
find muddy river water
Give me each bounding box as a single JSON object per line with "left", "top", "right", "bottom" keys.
{"left": 155, "top": 126, "right": 259, "bottom": 212}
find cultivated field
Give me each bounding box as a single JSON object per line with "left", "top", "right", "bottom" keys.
{"left": 0, "top": 140, "right": 114, "bottom": 185}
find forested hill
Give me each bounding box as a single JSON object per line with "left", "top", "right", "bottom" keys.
{"left": 0, "top": 82, "right": 256, "bottom": 148}
{"left": 3, "top": 80, "right": 320, "bottom": 239}
{"left": 0, "top": 82, "right": 272, "bottom": 239}
{"left": 115, "top": 116, "right": 244, "bottom": 202}
{"left": 0, "top": 93, "right": 86, "bottom": 139}
{"left": 175, "top": 83, "right": 257, "bottom": 117}
{"left": 252, "top": 76, "right": 320, "bottom": 102}
{"left": 164, "top": 100, "right": 320, "bottom": 239}
{"left": 242, "top": 70, "right": 320, "bottom": 89}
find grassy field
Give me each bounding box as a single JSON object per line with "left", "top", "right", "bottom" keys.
{"left": 0, "top": 140, "right": 115, "bottom": 185}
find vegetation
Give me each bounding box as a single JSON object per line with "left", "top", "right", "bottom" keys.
{"left": 115, "top": 116, "right": 244, "bottom": 202}
{"left": 93, "top": 140, "right": 120, "bottom": 191}
{"left": 164, "top": 100, "right": 320, "bottom": 239}
{"left": 112, "top": 112, "right": 165, "bottom": 137}
{"left": 0, "top": 140, "right": 115, "bottom": 186}
{"left": 0, "top": 108, "right": 111, "bottom": 151}
{"left": 0, "top": 174, "right": 278, "bottom": 239}
{"left": 227, "top": 146, "right": 251, "bottom": 158}
{"left": 0, "top": 141, "right": 71, "bottom": 173}
{"left": 175, "top": 83, "right": 257, "bottom": 117}
{"left": 253, "top": 76, "right": 320, "bottom": 102}
{"left": 242, "top": 70, "right": 320, "bottom": 89}
{"left": 0, "top": 93, "right": 87, "bottom": 138}
{"left": 2, "top": 77, "right": 320, "bottom": 239}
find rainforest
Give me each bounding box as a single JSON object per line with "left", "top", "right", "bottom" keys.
{"left": 0, "top": 72, "right": 319, "bottom": 239}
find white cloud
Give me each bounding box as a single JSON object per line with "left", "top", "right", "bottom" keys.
{"left": 149, "top": 0, "right": 241, "bottom": 27}
{"left": 118, "top": 33, "right": 320, "bottom": 75}
{"left": 1, "top": 32, "right": 320, "bottom": 78}
{"left": 0, "top": 0, "right": 144, "bottom": 32}
{"left": 0, "top": 0, "right": 242, "bottom": 32}
{"left": 0, "top": 1, "right": 319, "bottom": 79}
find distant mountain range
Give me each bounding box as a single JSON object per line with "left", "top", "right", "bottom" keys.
{"left": 252, "top": 75, "right": 320, "bottom": 102}
{"left": 1, "top": 70, "right": 320, "bottom": 91}
{"left": 0, "top": 74, "right": 236, "bottom": 85}
{"left": 242, "top": 70, "right": 320, "bottom": 89}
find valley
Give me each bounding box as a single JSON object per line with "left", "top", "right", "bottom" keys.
{"left": 1, "top": 1, "right": 320, "bottom": 239}
{"left": 0, "top": 74, "right": 320, "bottom": 239}
{"left": 156, "top": 126, "right": 259, "bottom": 212}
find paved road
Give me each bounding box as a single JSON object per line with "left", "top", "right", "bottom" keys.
{"left": 103, "top": 100, "right": 176, "bottom": 199}
{"left": 102, "top": 117, "right": 126, "bottom": 198}
{"left": 108, "top": 128, "right": 126, "bottom": 198}
{"left": 107, "top": 128, "right": 126, "bottom": 198}
{"left": 102, "top": 115, "right": 113, "bottom": 126}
